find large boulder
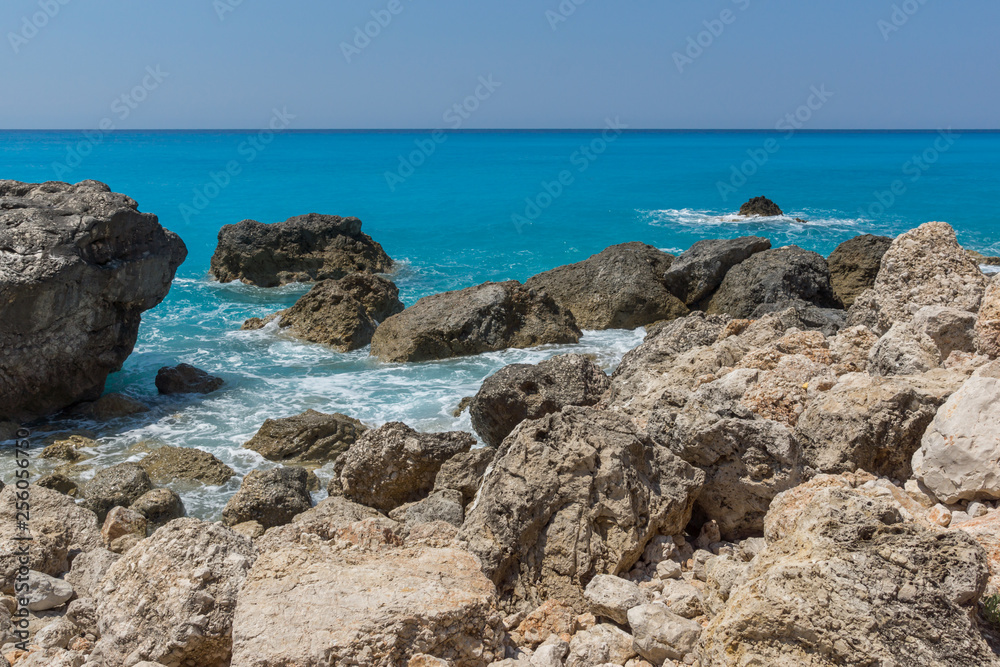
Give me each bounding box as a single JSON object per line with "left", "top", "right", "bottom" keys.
{"left": 222, "top": 467, "right": 313, "bottom": 529}
{"left": 826, "top": 234, "right": 893, "bottom": 308}
{"left": 976, "top": 274, "right": 1000, "bottom": 358}
{"left": 848, "top": 221, "right": 988, "bottom": 334}
{"left": 867, "top": 306, "right": 979, "bottom": 377}
{"left": 433, "top": 447, "right": 496, "bottom": 508}
{"left": 701, "top": 480, "right": 999, "bottom": 666}
{"left": 370, "top": 281, "right": 580, "bottom": 363}
{"left": 0, "top": 180, "right": 186, "bottom": 421}
{"left": 738, "top": 196, "right": 783, "bottom": 217}
{"left": 470, "top": 354, "right": 610, "bottom": 447}
{"left": 458, "top": 407, "right": 704, "bottom": 613}
{"left": 242, "top": 274, "right": 404, "bottom": 352}
{"left": 706, "top": 246, "right": 840, "bottom": 319}
{"left": 255, "top": 495, "right": 383, "bottom": 551}
{"left": 524, "top": 242, "right": 688, "bottom": 329}
{"left": 209, "top": 213, "right": 392, "bottom": 287}
{"left": 154, "top": 363, "right": 224, "bottom": 395}
{"left": 243, "top": 409, "right": 367, "bottom": 465}
{"left": 90, "top": 518, "right": 257, "bottom": 667}
{"left": 130, "top": 488, "right": 186, "bottom": 529}
{"left": 663, "top": 236, "right": 771, "bottom": 307}
{"left": 912, "top": 361, "right": 1000, "bottom": 503}
{"left": 79, "top": 462, "right": 154, "bottom": 522}
{"left": 139, "top": 445, "right": 235, "bottom": 485}
{"left": 329, "top": 423, "right": 474, "bottom": 512}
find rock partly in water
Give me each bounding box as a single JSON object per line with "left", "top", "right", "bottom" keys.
{"left": 129, "top": 488, "right": 186, "bottom": 529}
{"left": 470, "top": 353, "right": 610, "bottom": 448}
{"left": 827, "top": 234, "right": 893, "bottom": 308}
{"left": 154, "top": 363, "right": 224, "bottom": 395}
{"left": 243, "top": 409, "right": 367, "bottom": 465}
{"left": 663, "top": 236, "right": 772, "bottom": 307}
{"left": 79, "top": 462, "right": 153, "bottom": 522}
{"left": 524, "top": 242, "right": 688, "bottom": 329}
{"left": 976, "top": 274, "right": 1000, "bottom": 358}
{"left": 139, "top": 445, "right": 235, "bottom": 485}
{"left": 210, "top": 213, "right": 392, "bottom": 287}
{"left": 738, "top": 196, "right": 783, "bottom": 217}
{"left": 371, "top": 281, "right": 581, "bottom": 363}
{"left": 0, "top": 180, "right": 186, "bottom": 421}
{"left": 35, "top": 473, "right": 79, "bottom": 497}
{"left": 222, "top": 467, "right": 313, "bottom": 530}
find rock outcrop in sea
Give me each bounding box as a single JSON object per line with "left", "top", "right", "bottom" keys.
{"left": 737, "top": 196, "right": 783, "bottom": 217}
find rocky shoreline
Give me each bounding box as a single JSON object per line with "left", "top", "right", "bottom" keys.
{"left": 1, "top": 181, "right": 1000, "bottom": 666}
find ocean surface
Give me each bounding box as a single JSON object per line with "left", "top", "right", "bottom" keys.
{"left": 2, "top": 130, "right": 998, "bottom": 518}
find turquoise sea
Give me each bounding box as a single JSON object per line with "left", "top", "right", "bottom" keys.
{"left": 2, "top": 130, "right": 998, "bottom": 517}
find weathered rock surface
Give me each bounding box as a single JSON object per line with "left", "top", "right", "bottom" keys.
{"left": 222, "top": 467, "right": 313, "bottom": 530}
{"left": 627, "top": 603, "right": 702, "bottom": 664}
{"left": 826, "top": 234, "right": 893, "bottom": 308}
{"left": 35, "top": 473, "right": 79, "bottom": 496}
{"left": 26, "top": 570, "right": 74, "bottom": 611}
{"left": 701, "top": 480, "right": 999, "bottom": 667}
{"left": 433, "top": 447, "right": 495, "bottom": 508}
{"left": 470, "top": 354, "right": 610, "bottom": 447}
{"left": 738, "top": 196, "right": 783, "bottom": 217}
{"left": 524, "top": 242, "right": 688, "bottom": 329}
{"left": 68, "top": 392, "right": 149, "bottom": 420}
{"left": 64, "top": 548, "right": 120, "bottom": 598}
{"left": 101, "top": 506, "right": 147, "bottom": 551}
{"left": 255, "top": 495, "right": 383, "bottom": 552}
{"left": 330, "top": 422, "right": 474, "bottom": 512}
{"left": 371, "top": 281, "right": 581, "bottom": 362}
{"left": 154, "top": 363, "right": 224, "bottom": 395}
{"left": 210, "top": 213, "right": 392, "bottom": 287}
{"left": 565, "top": 622, "right": 637, "bottom": 667}
{"left": 976, "top": 274, "right": 1000, "bottom": 357}
{"left": 848, "top": 221, "right": 988, "bottom": 334}
{"left": 79, "top": 462, "right": 153, "bottom": 521}
{"left": 390, "top": 489, "right": 465, "bottom": 528}
{"left": 459, "top": 407, "right": 704, "bottom": 613}
{"left": 867, "top": 306, "right": 979, "bottom": 377}
{"left": 0, "top": 180, "right": 186, "bottom": 421}
{"left": 955, "top": 512, "right": 1000, "bottom": 596}
{"left": 139, "top": 445, "right": 235, "bottom": 485}
{"left": 583, "top": 574, "right": 652, "bottom": 625}
{"left": 130, "top": 488, "right": 186, "bottom": 529}
{"left": 243, "top": 409, "right": 367, "bottom": 465}
{"left": 706, "top": 246, "right": 840, "bottom": 319}
{"left": 244, "top": 274, "right": 405, "bottom": 351}
{"left": 663, "top": 236, "right": 772, "bottom": 307}
{"left": 91, "top": 518, "right": 256, "bottom": 667}
{"left": 912, "top": 361, "right": 1000, "bottom": 503}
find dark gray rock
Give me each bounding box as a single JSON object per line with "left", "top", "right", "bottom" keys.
{"left": 827, "top": 234, "right": 893, "bottom": 308}
{"left": 0, "top": 180, "right": 186, "bottom": 421}
{"left": 80, "top": 462, "right": 154, "bottom": 522}
{"left": 222, "top": 467, "right": 313, "bottom": 530}
{"left": 155, "top": 363, "right": 224, "bottom": 395}
{"left": 664, "top": 236, "right": 772, "bottom": 306}
{"left": 738, "top": 196, "right": 783, "bottom": 217}
{"left": 244, "top": 409, "right": 367, "bottom": 465}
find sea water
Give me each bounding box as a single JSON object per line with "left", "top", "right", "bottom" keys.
{"left": 1, "top": 130, "right": 998, "bottom": 518}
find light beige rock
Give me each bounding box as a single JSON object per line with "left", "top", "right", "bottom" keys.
{"left": 63, "top": 548, "right": 119, "bottom": 599}
{"left": 564, "top": 623, "right": 637, "bottom": 667}
{"left": 659, "top": 579, "right": 704, "bottom": 619}
{"left": 33, "top": 618, "right": 78, "bottom": 649}
{"left": 26, "top": 571, "right": 73, "bottom": 611}
{"left": 626, "top": 603, "right": 702, "bottom": 664}
{"left": 975, "top": 274, "right": 1000, "bottom": 358}
{"left": 510, "top": 599, "right": 576, "bottom": 649}
{"left": 955, "top": 511, "right": 1000, "bottom": 596}
{"left": 101, "top": 506, "right": 147, "bottom": 549}
{"left": 583, "top": 575, "right": 652, "bottom": 625}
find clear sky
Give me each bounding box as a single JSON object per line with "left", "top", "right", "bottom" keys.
{"left": 1, "top": 0, "right": 997, "bottom": 130}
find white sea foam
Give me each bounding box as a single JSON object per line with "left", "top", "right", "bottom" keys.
{"left": 640, "top": 208, "right": 867, "bottom": 231}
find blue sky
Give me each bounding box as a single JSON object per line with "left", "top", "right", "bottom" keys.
{"left": 1, "top": 0, "right": 997, "bottom": 129}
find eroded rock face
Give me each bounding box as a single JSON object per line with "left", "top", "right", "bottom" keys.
{"left": 663, "top": 236, "right": 772, "bottom": 307}
{"left": 79, "top": 462, "right": 153, "bottom": 522}
{"left": 222, "top": 467, "right": 313, "bottom": 530}
{"left": 976, "top": 274, "right": 1000, "bottom": 358}
{"left": 459, "top": 407, "right": 704, "bottom": 613}
{"left": 210, "top": 213, "right": 392, "bottom": 287}
{"left": 330, "top": 423, "right": 474, "bottom": 512}
{"left": 154, "top": 363, "right": 224, "bottom": 395}
{"left": 867, "top": 306, "right": 978, "bottom": 377}
{"left": 706, "top": 246, "right": 840, "bottom": 319}
{"left": 826, "top": 234, "right": 893, "bottom": 308}
{"left": 243, "top": 409, "right": 367, "bottom": 465}
{"left": 433, "top": 448, "right": 495, "bottom": 508}
{"left": 371, "top": 281, "right": 580, "bottom": 362}
{"left": 139, "top": 445, "right": 235, "bottom": 486}
{"left": 738, "top": 196, "right": 783, "bottom": 217}
{"left": 702, "top": 481, "right": 999, "bottom": 667}
{"left": 91, "top": 518, "right": 257, "bottom": 667}
{"left": 848, "top": 221, "right": 988, "bottom": 334}
{"left": 470, "top": 354, "right": 610, "bottom": 447}
{"left": 524, "top": 242, "right": 688, "bottom": 329}
{"left": 0, "top": 180, "right": 186, "bottom": 421}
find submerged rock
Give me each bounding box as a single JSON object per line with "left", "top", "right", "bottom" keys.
{"left": 738, "top": 196, "right": 783, "bottom": 217}
{"left": 370, "top": 281, "right": 580, "bottom": 363}
{"left": 210, "top": 212, "right": 392, "bottom": 287}
{"left": 0, "top": 180, "right": 186, "bottom": 421}
{"left": 470, "top": 353, "right": 610, "bottom": 447}
{"left": 524, "top": 242, "right": 688, "bottom": 329}
{"left": 826, "top": 234, "right": 893, "bottom": 308}
{"left": 243, "top": 409, "right": 367, "bottom": 465}
{"left": 154, "top": 363, "right": 224, "bottom": 394}
{"left": 663, "top": 235, "right": 772, "bottom": 307}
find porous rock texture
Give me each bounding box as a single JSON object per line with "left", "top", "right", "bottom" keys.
{"left": 826, "top": 234, "right": 893, "bottom": 308}
{"left": 0, "top": 179, "right": 186, "bottom": 421}
{"left": 663, "top": 235, "right": 771, "bottom": 307}
{"left": 243, "top": 409, "right": 367, "bottom": 465}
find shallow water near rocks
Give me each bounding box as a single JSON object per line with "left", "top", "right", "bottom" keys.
{"left": 2, "top": 130, "right": 998, "bottom": 519}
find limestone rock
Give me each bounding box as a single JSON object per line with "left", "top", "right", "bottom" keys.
{"left": 35, "top": 473, "right": 78, "bottom": 496}
{"left": 565, "top": 622, "right": 637, "bottom": 667}
{"left": 139, "top": 445, "right": 234, "bottom": 485}
{"left": 130, "top": 488, "right": 186, "bottom": 529}
{"left": 154, "top": 363, "right": 224, "bottom": 394}
{"left": 510, "top": 599, "right": 577, "bottom": 649}
{"left": 91, "top": 518, "right": 257, "bottom": 667}
{"left": 0, "top": 180, "right": 186, "bottom": 421}
{"left": 330, "top": 422, "right": 474, "bottom": 513}
{"left": 26, "top": 571, "right": 74, "bottom": 611}
{"left": 868, "top": 306, "right": 978, "bottom": 376}
{"left": 470, "top": 354, "right": 610, "bottom": 447}
{"left": 210, "top": 213, "right": 392, "bottom": 287}
{"left": 847, "top": 221, "right": 988, "bottom": 334}
{"left": 68, "top": 392, "right": 149, "bottom": 420}
{"left": 827, "top": 234, "right": 893, "bottom": 308}
{"left": 39, "top": 435, "right": 94, "bottom": 462}
{"left": 626, "top": 603, "right": 702, "bottom": 664}
{"left": 371, "top": 281, "right": 581, "bottom": 363}
{"left": 243, "top": 409, "right": 366, "bottom": 465}
{"left": 976, "top": 274, "right": 1000, "bottom": 358}
{"left": 583, "top": 575, "right": 652, "bottom": 625}
{"left": 33, "top": 617, "right": 78, "bottom": 649}
{"left": 738, "top": 196, "right": 783, "bottom": 217}
{"left": 101, "top": 506, "right": 147, "bottom": 551}
{"left": 912, "top": 361, "right": 1000, "bottom": 503}
{"left": 955, "top": 512, "right": 1000, "bottom": 595}
{"left": 256, "top": 495, "right": 384, "bottom": 552}
{"left": 64, "top": 548, "right": 120, "bottom": 598}
{"left": 390, "top": 489, "right": 465, "bottom": 528}
{"left": 433, "top": 448, "right": 495, "bottom": 508}
{"left": 459, "top": 407, "right": 704, "bottom": 612}
{"left": 222, "top": 467, "right": 313, "bottom": 529}
{"left": 525, "top": 242, "right": 688, "bottom": 329}
{"left": 78, "top": 462, "right": 153, "bottom": 522}
{"left": 663, "top": 236, "right": 771, "bottom": 307}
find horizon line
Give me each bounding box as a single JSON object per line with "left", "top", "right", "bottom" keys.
{"left": 2, "top": 128, "right": 998, "bottom": 134}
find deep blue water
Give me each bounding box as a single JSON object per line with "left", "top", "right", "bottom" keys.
{"left": 2, "top": 130, "right": 998, "bottom": 517}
